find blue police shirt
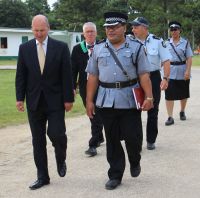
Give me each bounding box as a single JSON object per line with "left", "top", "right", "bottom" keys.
{"left": 137, "top": 34, "right": 171, "bottom": 72}
{"left": 166, "top": 37, "right": 193, "bottom": 80}
{"left": 86, "top": 36, "right": 151, "bottom": 109}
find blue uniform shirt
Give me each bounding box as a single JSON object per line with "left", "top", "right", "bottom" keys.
{"left": 86, "top": 36, "right": 151, "bottom": 109}
{"left": 167, "top": 37, "right": 193, "bottom": 80}
{"left": 144, "top": 34, "right": 171, "bottom": 71}
{"left": 139, "top": 34, "right": 171, "bottom": 72}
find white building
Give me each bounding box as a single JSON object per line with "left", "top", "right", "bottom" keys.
{"left": 0, "top": 27, "right": 82, "bottom": 60}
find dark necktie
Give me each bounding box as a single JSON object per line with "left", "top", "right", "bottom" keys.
{"left": 87, "top": 44, "right": 94, "bottom": 49}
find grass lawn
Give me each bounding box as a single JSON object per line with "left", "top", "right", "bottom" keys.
{"left": 0, "top": 55, "right": 200, "bottom": 66}
{"left": 0, "top": 70, "right": 85, "bottom": 128}
{"left": 0, "top": 59, "right": 17, "bottom": 66}
{"left": 192, "top": 55, "right": 200, "bottom": 66}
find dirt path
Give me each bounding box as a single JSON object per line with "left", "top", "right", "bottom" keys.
{"left": 0, "top": 68, "right": 200, "bottom": 198}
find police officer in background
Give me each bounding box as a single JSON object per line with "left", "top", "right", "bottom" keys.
{"left": 131, "top": 17, "right": 171, "bottom": 150}
{"left": 86, "top": 11, "right": 153, "bottom": 190}
{"left": 165, "top": 21, "right": 193, "bottom": 126}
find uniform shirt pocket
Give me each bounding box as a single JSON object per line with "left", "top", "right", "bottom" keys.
{"left": 122, "top": 51, "right": 132, "bottom": 66}
{"left": 148, "top": 47, "right": 159, "bottom": 66}
{"left": 97, "top": 52, "right": 110, "bottom": 66}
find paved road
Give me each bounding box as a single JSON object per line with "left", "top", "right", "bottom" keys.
{"left": 0, "top": 68, "right": 200, "bottom": 198}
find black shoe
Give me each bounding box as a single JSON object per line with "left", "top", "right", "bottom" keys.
{"left": 96, "top": 139, "right": 104, "bottom": 147}
{"left": 29, "top": 179, "right": 50, "bottom": 190}
{"left": 147, "top": 142, "right": 155, "bottom": 150}
{"left": 180, "top": 111, "right": 186, "bottom": 120}
{"left": 85, "top": 147, "right": 97, "bottom": 156}
{"left": 165, "top": 117, "right": 174, "bottom": 126}
{"left": 105, "top": 179, "right": 121, "bottom": 190}
{"left": 130, "top": 164, "right": 141, "bottom": 177}
{"left": 57, "top": 161, "right": 66, "bottom": 177}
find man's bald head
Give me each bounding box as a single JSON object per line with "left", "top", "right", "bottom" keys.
{"left": 31, "top": 15, "right": 50, "bottom": 43}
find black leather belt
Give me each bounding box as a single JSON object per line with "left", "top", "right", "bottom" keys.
{"left": 99, "top": 79, "right": 137, "bottom": 89}
{"left": 170, "top": 61, "right": 186, "bottom": 65}
{"left": 150, "top": 70, "right": 160, "bottom": 75}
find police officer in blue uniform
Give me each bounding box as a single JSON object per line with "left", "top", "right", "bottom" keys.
{"left": 86, "top": 11, "right": 153, "bottom": 190}
{"left": 165, "top": 21, "right": 193, "bottom": 125}
{"left": 131, "top": 17, "right": 171, "bottom": 150}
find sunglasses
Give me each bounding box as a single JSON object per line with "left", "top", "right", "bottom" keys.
{"left": 170, "top": 28, "right": 179, "bottom": 32}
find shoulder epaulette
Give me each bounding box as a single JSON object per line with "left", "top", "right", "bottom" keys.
{"left": 96, "top": 38, "right": 106, "bottom": 45}
{"left": 152, "top": 35, "right": 160, "bottom": 40}
{"left": 128, "top": 36, "right": 143, "bottom": 45}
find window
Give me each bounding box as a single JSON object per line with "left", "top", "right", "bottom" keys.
{"left": 22, "top": 36, "right": 28, "bottom": 43}
{"left": 0, "top": 37, "right": 7, "bottom": 48}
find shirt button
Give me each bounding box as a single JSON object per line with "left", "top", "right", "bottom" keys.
{"left": 114, "top": 73, "right": 116, "bottom": 75}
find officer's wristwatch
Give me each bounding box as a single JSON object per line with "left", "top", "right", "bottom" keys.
{"left": 163, "top": 77, "right": 169, "bottom": 82}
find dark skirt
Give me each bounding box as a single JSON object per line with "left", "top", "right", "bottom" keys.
{"left": 165, "top": 79, "right": 190, "bottom": 100}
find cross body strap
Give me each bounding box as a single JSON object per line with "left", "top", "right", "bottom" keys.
{"left": 170, "top": 43, "right": 183, "bottom": 62}
{"left": 106, "top": 45, "right": 131, "bottom": 80}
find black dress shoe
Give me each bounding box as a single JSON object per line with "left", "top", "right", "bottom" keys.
{"left": 130, "top": 164, "right": 141, "bottom": 177}
{"left": 29, "top": 179, "right": 50, "bottom": 190}
{"left": 147, "top": 142, "right": 155, "bottom": 150}
{"left": 180, "top": 111, "right": 186, "bottom": 120}
{"left": 105, "top": 179, "right": 121, "bottom": 190}
{"left": 57, "top": 161, "right": 66, "bottom": 177}
{"left": 85, "top": 147, "right": 97, "bottom": 156}
{"left": 165, "top": 117, "right": 174, "bottom": 126}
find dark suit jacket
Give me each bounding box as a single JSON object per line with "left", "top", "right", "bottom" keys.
{"left": 15, "top": 37, "right": 74, "bottom": 111}
{"left": 71, "top": 41, "right": 89, "bottom": 104}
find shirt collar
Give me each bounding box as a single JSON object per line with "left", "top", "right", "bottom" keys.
{"left": 36, "top": 36, "right": 48, "bottom": 46}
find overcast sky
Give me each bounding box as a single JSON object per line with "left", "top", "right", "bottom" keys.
{"left": 48, "top": 0, "right": 57, "bottom": 8}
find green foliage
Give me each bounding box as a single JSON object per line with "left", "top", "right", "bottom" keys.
{"left": 25, "top": 0, "right": 50, "bottom": 18}
{"left": 53, "top": 0, "right": 107, "bottom": 35}
{"left": 0, "top": 0, "right": 31, "bottom": 28}
{"left": 0, "top": 0, "right": 200, "bottom": 47}
{"left": 0, "top": 70, "right": 85, "bottom": 128}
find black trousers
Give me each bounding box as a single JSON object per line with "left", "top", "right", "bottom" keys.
{"left": 97, "top": 107, "right": 142, "bottom": 181}
{"left": 27, "top": 93, "right": 67, "bottom": 181}
{"left": 146, "top": 71, "right": 161, "bottom": 143}
{"left": 80, "top": 89, "right": 104, "bottom": 148}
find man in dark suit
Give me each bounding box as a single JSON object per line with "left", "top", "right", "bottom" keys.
{"left": 15, "top": 15, "right": 74, "bottom": 190}
{"left": 71, "top": 22, "right": 104, "bottom": 157}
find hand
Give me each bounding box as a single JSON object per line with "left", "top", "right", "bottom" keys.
{"left": 141, "top": 99, "right": 154, "bottom": 111}
{"left": 64, "top": 102, "right": 73, "bottom": 112}
{"left": 184, "top": 70, "right": 190, "bottom": 80}
{"left": 160, "top": 79, "right": 168, "bottom": 90}
{"left": 16, "top": 101, "right": 24, "bottom": 112}
{"left": 86, "top": 101, "right": 95, "bottom": 119}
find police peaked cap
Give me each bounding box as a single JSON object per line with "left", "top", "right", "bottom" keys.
{"left": 130, "top": 17, "right": 149, "bottom": 27}
{"left": 103, "top": 11, "right": 128, "bottom": 27}
{"left": 169, "top": 21, "right": 181, "bottom": 29}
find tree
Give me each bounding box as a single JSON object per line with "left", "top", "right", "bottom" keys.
{"left": 0, "top": 0, "right": 31, "bottom": 28}
{"left": 53, "top": 0, "right": 107, "bottom": 37}
{"left": 25, "top": 0, "right": 50, "bottom": 17}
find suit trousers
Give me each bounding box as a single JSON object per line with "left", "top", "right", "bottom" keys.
{"left": 27, "top": 93, "right": 67, "bottom": 181}
{"left": 97, "top": 107, "right": 142, "bottom": 181}
{"left": 146, "top": 70, "right": 161, "bottom": 143}
{"left": 80, "top": 89, "right": 103, "bottom": 148}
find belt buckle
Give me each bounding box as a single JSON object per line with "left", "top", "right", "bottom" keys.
{"left": 115, "top": 82, "right": 121, "bottom": 89}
